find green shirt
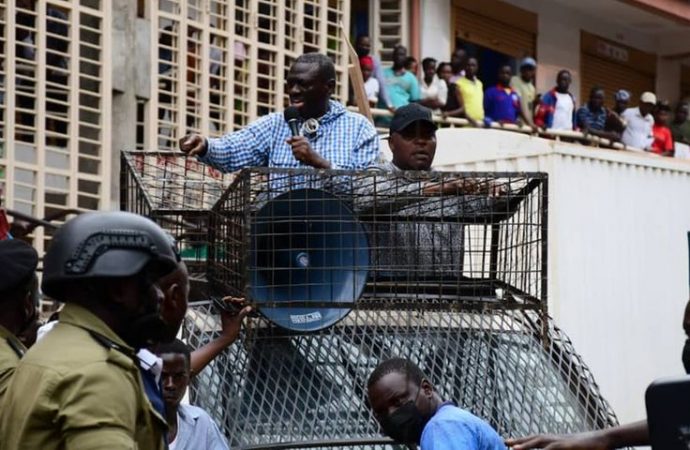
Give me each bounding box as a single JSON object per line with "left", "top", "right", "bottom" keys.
{"left": 510, "top": 75, "right": 536, "bottom": 123}
{"left": 670, "top": 121, "right": 690, "bottom": 144}
{"left": 0, "top": 303, "right": 165, "bottom": 450}
{"left": 0, "top": 324, "right": 26, "bottom": 406}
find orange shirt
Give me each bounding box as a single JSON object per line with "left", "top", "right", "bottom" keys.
{"left": 651, "top": 124, "right": 673, "bottom": 155}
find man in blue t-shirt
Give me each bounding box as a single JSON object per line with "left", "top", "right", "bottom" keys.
{"left": 367, "top": 357, "right": 506, "bottom": 450}
{"left": 484, "top": 65, "right": 533, "bottom": 128}
{"left": 382, "top": 45, "right": 421, "bottom": 109}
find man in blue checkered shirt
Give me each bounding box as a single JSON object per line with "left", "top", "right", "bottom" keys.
{"left": 179, "top": 53, "right": 379, "bottom": 171}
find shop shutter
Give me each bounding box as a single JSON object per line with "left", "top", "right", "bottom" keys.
{"left": 580, "top": 32, "right": 656, "bottom": 106}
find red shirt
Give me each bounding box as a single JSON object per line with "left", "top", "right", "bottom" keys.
{"left": 651, "top": 124, "right": 673, "bottom": 154}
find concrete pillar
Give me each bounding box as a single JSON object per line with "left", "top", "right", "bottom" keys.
{"left": 109, "top": 0, "right": 139, "bottom": 209}
{"left": 656, "top": 56, "right": 681, "bottom": 103}
{"left": 535, "top": 4, "right": 581, "bottom": 101}
{"left": 419, "top": 0, "right": 452, "bottom": 64}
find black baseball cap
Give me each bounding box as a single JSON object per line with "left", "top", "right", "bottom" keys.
{"left": 0, "top": 239, "right": 38, "bottom": 294}
{"left": 389, "top": 103, "right": 437, "bottom": 134}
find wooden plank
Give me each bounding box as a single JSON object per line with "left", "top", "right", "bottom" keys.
{"left": 339, "top": 21, "right": 373, "bottom": 124}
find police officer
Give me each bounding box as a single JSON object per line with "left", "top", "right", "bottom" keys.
{"left": 0, "top": 239, "right": 39, "bottom": 404}
{"left": 0, "top": 211, "right": 182, "bottom": 450}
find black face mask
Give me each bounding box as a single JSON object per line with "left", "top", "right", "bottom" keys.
{"left": 120, "top": 275, "right": 178, "bottom": 349}
{"left": 682, "top": 339, "right": 690, "bottom": 375}
{"left": 379, "top": 388, "right": 431, "bottom": 445}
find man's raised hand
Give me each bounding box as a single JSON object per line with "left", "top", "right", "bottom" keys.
{"left": 179, "top": 134, "right": 208, "bottom": 157}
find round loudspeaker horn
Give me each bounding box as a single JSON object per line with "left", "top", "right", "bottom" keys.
{"left": 250, "top": 188, "right": 369, "bottom": 332}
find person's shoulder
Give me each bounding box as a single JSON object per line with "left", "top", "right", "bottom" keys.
{"left": 179, "top": 404, "right": 217, "bottom": 427}
{"left": 341, "top": 105, "right": 376, "bottom": 128}
{"left": 254, "top": 111, "right": 283, "bottom": 125}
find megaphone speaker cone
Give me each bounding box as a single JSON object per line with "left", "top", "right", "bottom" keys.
{"left": 250, "top": 189, "right": 369, "bottom": 332}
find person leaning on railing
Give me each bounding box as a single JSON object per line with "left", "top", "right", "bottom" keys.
{"left": 576, "top": 87, "right": 621, "bottom": 142}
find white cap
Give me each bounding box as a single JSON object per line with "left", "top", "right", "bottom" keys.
{"left": 640, "top": 91, "right": 657, "bottom": 104}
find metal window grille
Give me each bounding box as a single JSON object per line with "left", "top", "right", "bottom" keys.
{"left": 120, "top": 155, "right": 620, "bottom": 449}
{"left": 370, "top": 0, "right": 408, "bottom": 65}
{"left": 148, "top": 0, "right": 352, "bottom": 152}
{"left": 1, "top": 0, "right": 111, "bottom": 254}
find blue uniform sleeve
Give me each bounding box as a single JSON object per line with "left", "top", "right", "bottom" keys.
{"left": 199, "top": 114, "right": 277, "bottom": 172}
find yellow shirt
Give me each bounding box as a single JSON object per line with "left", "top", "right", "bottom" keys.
{"left": 0, "top": 324, "right": 26, "bottom": 406}
{"left": 0, "top": 303, "right": 165, "bottom": 450}
{"left": 456, "top": 76, "right": 484, "bottom": 121}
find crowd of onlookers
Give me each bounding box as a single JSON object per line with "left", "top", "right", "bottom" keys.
{"left": 353, "top": 35, "right": 690, "bottom": 158}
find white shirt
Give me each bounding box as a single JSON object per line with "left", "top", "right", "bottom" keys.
{"left": 137, "top": 348, "right": 164, "bottom": 384}
{"left": 168, "top": 404, "right": 229, "bottom": 450}
{"left": 621, "top": 107, "right": 654, "bottom": 151}
{"left": 551, "top": 92, "right": 574, "bottom": 130}
{"left": 420, "top": 75, "right": 448, "bottom": 110}
{"left": 364, "top": 77, "right": 380, "bottom": 103}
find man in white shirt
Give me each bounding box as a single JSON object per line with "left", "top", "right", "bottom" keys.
{"left": 552, "top": 71, "right": 574, "bottom": 130}
{"left": 535, "top": 70, "right": 575, "bottom": 130}
{"left": 158, "top": 339, "right": 229, "bottom": 450}
{"left": 621, "top": 92, "right": 656, "bottom": 151}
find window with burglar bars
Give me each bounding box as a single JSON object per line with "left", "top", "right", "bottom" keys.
{"left": 146, "top": 0, "right": 351, "bottom": 152}
{"left": 0, "top": 0, "right": 111, "bottom": 255}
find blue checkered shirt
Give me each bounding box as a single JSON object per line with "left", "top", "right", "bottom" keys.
{"left": 576, "top": 104, "right": 608, "bottom": 131}
{"left": 199, "top": 100, "right": 379, "bottom": 172}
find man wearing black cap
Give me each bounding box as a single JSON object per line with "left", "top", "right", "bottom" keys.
{"left": 0, "top": 211, "right": 182, "bottom": 450}
{"left": 384, "top": 103, "right": 438, "bottom": 172}
{"left": 0, "top": 239, "right": 39, "bottom": 404}
{"left": 365, "top": 104, "right": 501, "bottom": 284}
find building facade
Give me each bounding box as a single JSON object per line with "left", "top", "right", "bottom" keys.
{"left": 413, "top": 0, "right": 690, "bottom": 103}
{"left": 0, "top": 0, "right": 352, "bottom": 255}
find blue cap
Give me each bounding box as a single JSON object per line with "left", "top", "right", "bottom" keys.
{"left": 615, "top": 89, "right": 631, "bottom": 102}
{"left": 520, "top": 57, "right": 537, "bottom": 68}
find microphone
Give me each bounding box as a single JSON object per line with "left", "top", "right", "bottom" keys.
{"left": 284, "top": 106, "right": 301, "bottom": 137}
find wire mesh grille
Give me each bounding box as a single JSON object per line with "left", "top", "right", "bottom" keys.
{"left": 120, "top": 151, "right": 233, "bottom": 275}
{"left": 121, "top": 156, "right": 619, "bottom": 448}
{"left": 209, "top": 168, "right": 547, "bottom": 333}
{"left": 184, "top": 301, "right": 619, "bottom": 450}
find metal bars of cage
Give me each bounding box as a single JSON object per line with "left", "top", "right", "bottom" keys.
{"left": 184, "top": 300, "right": 619, "bottom": 449}
{"left": 147, "top": 0, "right": 351, "bottom": 152}
{"left": 0, "top": 0, "right": 111, "bottom": 255}
{"left": 120, "top": 151, "right": 234, "bottom": 280}
{"left": 208, "top": 168, "right": 548, "bottom": 321}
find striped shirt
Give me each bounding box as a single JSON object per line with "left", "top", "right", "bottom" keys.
{"left": 199, "top": 100, "right": 379, "bottom": 172}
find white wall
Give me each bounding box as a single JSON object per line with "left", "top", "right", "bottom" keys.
{"left": 431, "top": 128, "right": 690, "bottom": 427}
{"left": 656, "top": 56, "right": 681, "bottom": 102}
{"left": 419, "top": 0, "right": 452, "bottom": 63}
